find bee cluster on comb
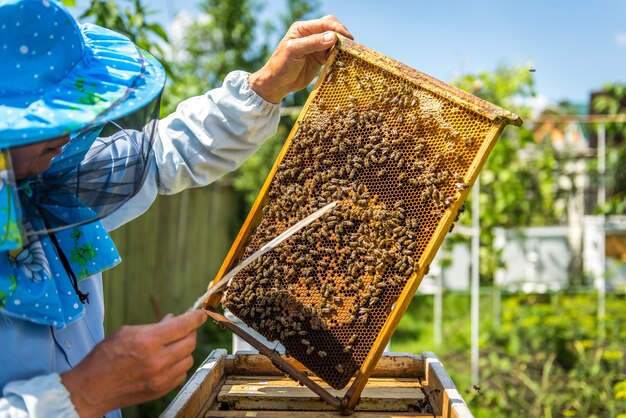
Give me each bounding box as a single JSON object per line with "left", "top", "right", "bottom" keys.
{"left": 219, "top": 37, "right": 520, "bottom": 390}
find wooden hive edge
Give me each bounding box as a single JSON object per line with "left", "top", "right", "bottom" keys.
{"left": 336, "top": 35, "right": 522, "bottom": 128}
{"left": 422, "top": 352, "right": 474, "bottom": 418}
{"left": 161, "top": 349, "right": 228, "bottom": 418}
{"left": 224, "top": 351, "right": 424, "bottom": 378}
{"left": 163, "top": 352, "right": 472, "bottom": 417}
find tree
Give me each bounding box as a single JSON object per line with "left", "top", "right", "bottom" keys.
{"left": 452, "top": 65, "right": 572, "bottom": 281}
{"left": 80, "top": 0, "right": 171, "bottom": 77}
{"left": 162, "top": 0, "right": 270, "bottom": 115}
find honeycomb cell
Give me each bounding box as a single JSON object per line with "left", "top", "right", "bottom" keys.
{"left": 218, "top": 36, "right": 520, "bottom": 390}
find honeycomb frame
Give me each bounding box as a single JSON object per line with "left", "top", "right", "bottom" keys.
{"left": 206, "top": 35, "right": 521, "bottom": 404}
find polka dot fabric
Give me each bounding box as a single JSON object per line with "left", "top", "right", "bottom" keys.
{"left": 0, "top": 218, "right": 122, "bottom": 328}
{"left": 0, "top": 0, "right": 161, "bottom": 327}
{"left": 0, "top": 0, "right": 166, "bottom": 147}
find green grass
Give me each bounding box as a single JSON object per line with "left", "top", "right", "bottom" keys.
{"left": 392, "top": 290, "right": 626, "bottom": 417}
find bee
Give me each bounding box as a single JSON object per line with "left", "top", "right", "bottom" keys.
{"left": 318, "top": 351, "right": 328, "bottom": 358}
{"left": 306, "top": 346, "right": 315, "bottom": 355}
{"left": 463, "top": 135, "right": 477, "bottom": 147}
{"left": 343, "top": 345, "right": 353, "bottom": 353}
{"left": 336, "top": 364, "right": 344, "bottom": 374}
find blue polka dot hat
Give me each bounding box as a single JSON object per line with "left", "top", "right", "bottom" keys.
{"left": 0, "top": 0, "right": 165, "bottom": 326}
{"left": 0, "top": 0, "right": 166, "bottom": 148}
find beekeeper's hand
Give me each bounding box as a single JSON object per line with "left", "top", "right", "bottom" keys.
{"left": 248, "top": 15, "right": 353, "bottom": 104}
{"left": 60, "top": 310, "right": 207, "bottom": 418}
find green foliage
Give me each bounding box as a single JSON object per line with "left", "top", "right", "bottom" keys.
{"left": 394, "top": 291, "right": 626, "bottom": 417}
{"left": 162, "top": 0, "right": 271, "bottom": 115}
{"left": 178, "top": 0, "right": 267, "bottom": 86}
{"left": 475, "top": 293, "right": 626, "bottom": 417}
{"left": 80, "top": 0, "right": 171, "bottom": 77}
{"left": 453, "top": 67, "right": 533, "bottom": 278}
{"left": 452, "top": 66, "right": 578, "bottom": 281}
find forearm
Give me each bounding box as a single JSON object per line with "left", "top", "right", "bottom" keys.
{"left": 0, "top": 374, "right": 79, "bottom": 418}
{"left": 155, "top": 70, "right": 280, "bottom": 195}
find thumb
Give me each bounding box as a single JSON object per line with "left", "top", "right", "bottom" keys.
{"left": 287, "top": 31, "right": 337, "bottom": 58}
{"left": 160, "top": 313, "right": 175, "bottom": 322}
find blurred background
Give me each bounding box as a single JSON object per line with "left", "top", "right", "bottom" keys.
{"left": 67, "top": 0, "right": 626, "bottom": 416}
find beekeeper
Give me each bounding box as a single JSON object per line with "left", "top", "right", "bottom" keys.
{"left": 0, "top": 1, "right": 351, "bottom": 416}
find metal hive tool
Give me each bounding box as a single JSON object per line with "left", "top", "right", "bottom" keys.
{"left": 204, "top": 35, "right": 521, "bottom": 413}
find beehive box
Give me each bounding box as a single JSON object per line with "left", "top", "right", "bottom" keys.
{"left": 161, "top": 351, "right": 473, "bottom": 418}
{"left": 205, "top": 35, "right": 520, "bottom": 405}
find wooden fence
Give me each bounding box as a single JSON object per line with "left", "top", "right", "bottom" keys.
{"left": 102, "top": 182, "right": 243, "bottom": 334}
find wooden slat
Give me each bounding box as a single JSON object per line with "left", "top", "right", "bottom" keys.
{"left": 202, "top": 411, "right": 438, "bottom": 418}
{"left": 161, "top": 349, "right": 227, "bottom": 418}
{"left": 221, "top": 376, "right": 421, "bottom": 388}
{"left": 225, "top": 352, "right": 423, "bottom": 378}
{"left": 217, "top": 375, "right": 424, "bottom": 412}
